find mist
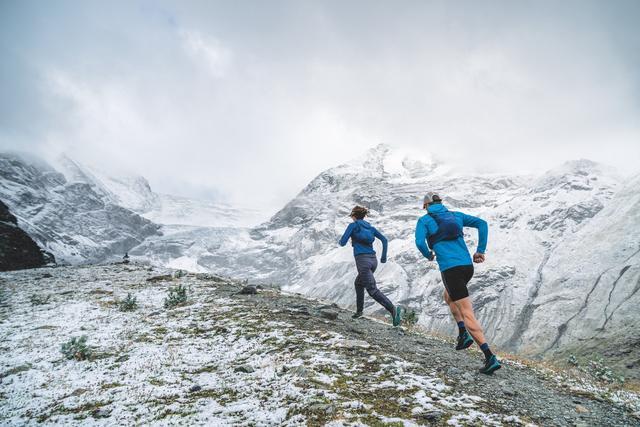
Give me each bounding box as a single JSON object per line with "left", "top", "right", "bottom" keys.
{"left": 1, "top": 0, "right": 639, "bottom": 215}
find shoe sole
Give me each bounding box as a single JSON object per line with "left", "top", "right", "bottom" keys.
{"left": 480, "top": 363, "right": 501, "bottom": 375}
{"left": 455, "top": 338, "right": 474, "bottom": 350}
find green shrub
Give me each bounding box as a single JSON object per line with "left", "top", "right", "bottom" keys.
{"left": 118, "top": 293, "right": 138, "bottom": 312}
{"left": 583, "top": 357, "right": 625, "bottom": 384}
{"left": 164, "top": 285, "right": 188, "bottom": 309}
{"left": 30, "top": 293, "right": 51, "bottom": 305}
{"left": 61, "top": 336, "right": 92, "bottom": 361}
{"left": 403, "top": 309, "right": 419, "bottom": 327}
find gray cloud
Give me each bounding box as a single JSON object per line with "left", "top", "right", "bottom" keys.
{"left": 1, "top": 0, "right": 639, "bottom": 214}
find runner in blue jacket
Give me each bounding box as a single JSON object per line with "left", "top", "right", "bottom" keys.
{"left": 340, "top": 205, "right": 403, "bottom": 326}
{"left": 415, "top": 193, "right": 501, "bottom": 374}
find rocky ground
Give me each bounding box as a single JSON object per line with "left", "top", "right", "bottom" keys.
{"left": 0, "top": 264, "right": 638, "bottom": 426}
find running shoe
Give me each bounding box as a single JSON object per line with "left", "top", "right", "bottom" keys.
{"left": 479, "top": 355, "right": 501, "bottom": 375}
{"left": 351, "top": 312, "right": 363, "bottom": 319}
{"left": 392, "top": 306, "right": 403, "bottom": 327}
{"left": 455, "top": 330, "right": 474, "bottom": 350}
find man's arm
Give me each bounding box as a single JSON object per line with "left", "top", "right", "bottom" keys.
{"left": 414, "top": 218, "right": 434, "bottom": 260}
{"left": 373, "top": 228, "right": 388, "bottom": 262}
{"left": 461, "top": 213, "right": 488, "bottom": 255}
{"left": 339, "top": 223, "right": 355, "bottom": 247}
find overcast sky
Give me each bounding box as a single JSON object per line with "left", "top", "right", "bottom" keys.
{"left": 1, "top": 0, "right": 639, "bottom": 213}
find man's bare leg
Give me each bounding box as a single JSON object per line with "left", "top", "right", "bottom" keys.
{"left": 444, "top": 289, "right": 463, "bottom": 323}
{"left": 452, "top": 296, "right": 486, "bottom": 345}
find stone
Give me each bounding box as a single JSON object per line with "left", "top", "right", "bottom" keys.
{"left": 319, "top": 310, "right": 338, "bottom": 320}
{"left": 91, "top": 408, "right": 112, "bottom": 419}
{"left": 238, "top": 286, "right": 258, "bottom": 295}
{"left": 308, "top": 403, "right": 336, "bottom": 415}
{"left": 288, "top": 366, "right": 309, "bottom": 377}
{"left": 146, "top": 275, "right": 172, "bottom": 283}
{"left": 288, "top": 305, "right": 311, "bottom": 316}
{"left": 575, "top": 404, "right": 589, "bottom": 413}
{"left": 189, "top": 385, "right": 202, "bottom": 393}
{"left": 334, "top": 339, "right": 370, "bottom": 350}
{"left": 235, "top": 364, "right": 255, "bottom": 373}
{"left": 503, "top": 386, "right": 516, "bottom": 396}
{"left": 461, "top": 372, "right": 474, "bottom": 382}
{"left": 421, "top": 410, "right": 444, "bottom": 420}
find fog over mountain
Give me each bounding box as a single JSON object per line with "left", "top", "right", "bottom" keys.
{"left": 2, "top": 0, "right": 639, "bottom": 214}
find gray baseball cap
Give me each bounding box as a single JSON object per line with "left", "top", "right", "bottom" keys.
{"left": 423, "top": 193, "right": 442, "bottom": 205}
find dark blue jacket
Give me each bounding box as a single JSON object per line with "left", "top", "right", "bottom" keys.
{"left": 339, "top": 219, "right": 388, "bottom": 261}
{"left": 415, "top": 204, "right": 488, "bottom": 271}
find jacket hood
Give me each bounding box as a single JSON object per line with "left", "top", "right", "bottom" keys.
{"left": 427, "top": 203, "right": 448, "bottom": 214}
{"left": 355, "top": 219, "right": 372, "bottom": 229}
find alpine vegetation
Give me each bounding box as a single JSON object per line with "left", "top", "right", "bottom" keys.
{"left": 60, "top": 336, "right": 92, "bottom": 361}
{"left": 29, "top": 293, "right": 51, "bottom": 306}
{"left": 164, "top": 284, "right": 188, "bottom": 309}
{"left": 117, "top": 293, "right": 137, "bottom": 312}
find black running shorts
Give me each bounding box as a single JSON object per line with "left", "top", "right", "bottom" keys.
{"left": 441, "top": 265, "right": 474, "bottom": 301}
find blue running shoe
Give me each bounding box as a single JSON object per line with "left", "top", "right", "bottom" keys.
{"left": 392, "top": 306, "right": 403, "bottom": 327}
{"left": 479, "top": 355, "right": 501, "bottom": 375}
{"left": 456, "top": 331, "right": 474, "bottom": 350}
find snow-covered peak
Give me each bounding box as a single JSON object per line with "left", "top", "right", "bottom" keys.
{"left": 317, "top": 144, "right": 443, "bottom": 184}
{"left": 533, "top": 158, "right": 620, "bottom": 194}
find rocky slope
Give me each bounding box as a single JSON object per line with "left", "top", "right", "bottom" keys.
{"left": 130, "top": 145, "right": 639, "bottom": 379}
{"left": 0, "top": 200, "right": 52, "bottom": 271}
{"left": 0, "top": 264, "right": 638, "bottom": 425}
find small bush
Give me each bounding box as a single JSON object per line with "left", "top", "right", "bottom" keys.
{"left": 118, "top": 293, "right": 138, "bottom": 312}
{"left": 403, "top": 309, "right": 419, "bottom": 327}
{"left": 583, "top": 357, "right": 625, "bottom": 384}
{"left": 61, "top": 336, "right": 92, "bottom": 361}
{"left": 164, "top": 285, "right": 188, "bottom": 309}
{"left": 30, "top": 293, "right": 51, "bottom": 305}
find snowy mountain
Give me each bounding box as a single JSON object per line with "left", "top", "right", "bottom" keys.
{"left": 0, "top": 153, "right": 161, "bottom": 264}
{"left": 54, "top": 155, "right": 261, "bottom": 228}
{"left": 0, "top": 152, "right": 263, "bottom": 264}
{"left": 130, "top": 144, "right": 639, "bottom": 378}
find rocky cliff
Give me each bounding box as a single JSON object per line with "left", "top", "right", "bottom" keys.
{"left": 0, "top": 199, "right": 52, "bottom": 271}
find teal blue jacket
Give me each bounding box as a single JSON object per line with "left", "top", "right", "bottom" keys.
{"left": 415, "top": 204, "right": 487, "bottom": 271}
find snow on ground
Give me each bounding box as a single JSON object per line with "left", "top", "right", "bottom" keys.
{"left": 0, "top": 264, "right": 537, "bottom": 426}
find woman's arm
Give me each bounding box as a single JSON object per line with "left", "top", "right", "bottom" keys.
{"left": 339, "top": 223, "right": 355, "bottom": 246}
{"left": 374, "top": 228, "right": 388, "bottom": 262}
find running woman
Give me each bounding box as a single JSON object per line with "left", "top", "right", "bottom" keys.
{"left": 340, "top": 205, "right": 403, "bottom": 326}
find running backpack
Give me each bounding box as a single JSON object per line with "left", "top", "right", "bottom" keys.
{"left": 352, "top": 223, "right": 375, "bottom": 245}
{"left": 428, "top": 212, "right": 463, "bottom": 247}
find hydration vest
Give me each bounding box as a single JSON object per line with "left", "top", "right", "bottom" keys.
{"left": 427, "top": 211, "right": 463, "bottom": 247}
{"left": 352, "top": 222, "right": 375, "bottom": 245}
